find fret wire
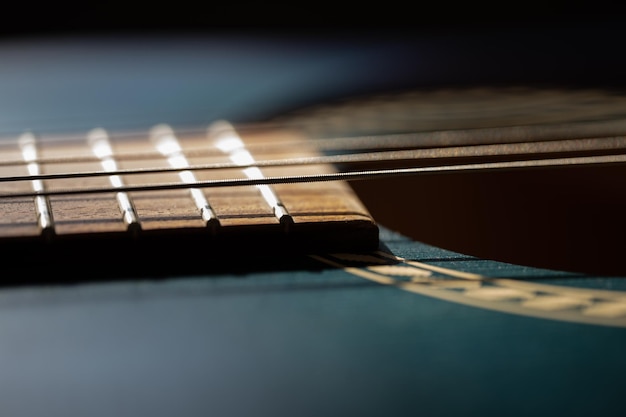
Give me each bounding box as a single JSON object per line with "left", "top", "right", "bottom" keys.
{"left": 1, "top": 135, "right": 626, "bottom": 184}
{"left": 3, "top": 152, "right": 626, "bottom": 200}
{"left": 17, "top": 132, "right": 55, "bottom": 238}
{"left": 2, "top": 117, "right": 626, "bottom": 168}
{"left": 150, "top": 124, "right": 219, "bottom": 230}
{"left": 87, "top": 128, "right": 141, "bottom": 233}
{"left": 211, "top": 120, "right": 293, "bottom": 228}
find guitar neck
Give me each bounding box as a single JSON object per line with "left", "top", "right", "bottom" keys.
{"left": 0, "top": 122, "right": 379, "bottom": 262}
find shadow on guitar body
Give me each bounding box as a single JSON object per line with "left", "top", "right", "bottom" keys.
{"left": 0, "top": 224, "right": 383, "bottom": 287}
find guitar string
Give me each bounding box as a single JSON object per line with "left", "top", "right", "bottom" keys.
{"left": 1, "top": 121, "right": 626, "bottom": 199}
{"left": 0, "top": 116, "right": 625, "bottom": 168}
{"left": 0, "top": 136, "right": 625, "bottom": 184}
{"left": 1, "top": 153, "right": 625, "bottom": 200}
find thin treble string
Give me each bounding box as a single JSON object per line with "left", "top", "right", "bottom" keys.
{"left": 1, "top": 152, "right": 626, "bottom": 199}
{"left": 1, "top": 136, "right": 626, "bottom": 184}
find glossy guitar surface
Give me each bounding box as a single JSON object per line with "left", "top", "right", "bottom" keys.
{"left": 1, "top": 25, "right": 626, "bottom": 417}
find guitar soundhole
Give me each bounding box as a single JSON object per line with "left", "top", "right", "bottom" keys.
{"left": 351, "top": 166, "right": 626, "bottom": 276}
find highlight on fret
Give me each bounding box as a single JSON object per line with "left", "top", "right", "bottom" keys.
{"left": 150, "top": 124, "right": 220, "bottom": 232}
{"left": 87, "top": 128, "right": 141, "bottom": 234}
{"left": 18, "top": 132, "right": 55, "bottom": 239}
{"left": 209, "top": 120, "right": 294, "bottom": 230}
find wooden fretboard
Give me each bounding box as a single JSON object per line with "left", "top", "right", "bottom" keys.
{"left": 0, "top": 121, "right": 378, "bottom": 264}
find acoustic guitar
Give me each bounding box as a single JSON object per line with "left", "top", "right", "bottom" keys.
{"left": 1, "top": 28, "right": 625, "bottom": 417}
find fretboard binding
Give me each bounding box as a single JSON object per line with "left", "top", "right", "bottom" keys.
{"left": 18, "top": 133, "right": 55, "bottom": 238}
{"left": 88, "top": 128, "right": 141, "bottom": 233}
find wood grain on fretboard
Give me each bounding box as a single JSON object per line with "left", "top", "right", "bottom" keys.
{"left": 0, "top": 123, "right": 378, "bottom": 260}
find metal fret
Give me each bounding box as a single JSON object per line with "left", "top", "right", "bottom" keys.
{"left": 87, "top": 128, "right": 141, "bottom": 234}
{"left": 150, "top": 124, "right": 220, "bottom": 232}
{"left": 210, "top": 121, "right": 293, "bottom": 229}
{"left": 18, "top": 132, "right": 55, "bottom": 239}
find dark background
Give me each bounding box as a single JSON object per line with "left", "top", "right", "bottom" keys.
{"left": 2, "top": 6, "right": 623, "bottom": 44}
{"left": 4, "top": 6, "right": 626, "bottom": 92}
